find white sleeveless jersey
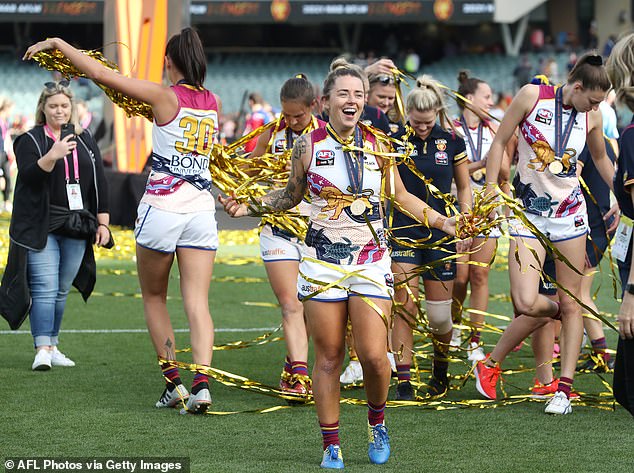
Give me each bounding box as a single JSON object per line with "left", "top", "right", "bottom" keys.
{"left": 141, "top": 84, "right": 219, "bottom": 213}
{"left": 456, "top": 119, "right": 495, "bottom": 190}
{"left": 515, "top": 85, "right": 588, "bottom": 218}
{"left": 303, "top": 126, "right": 388, "bottom": 266}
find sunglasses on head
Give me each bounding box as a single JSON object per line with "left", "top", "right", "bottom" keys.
{"left": 44, "top": 80, "right": 70, "bottom": 90}
{"left": 371, "top": 75, "right": 400, "bottom": 86}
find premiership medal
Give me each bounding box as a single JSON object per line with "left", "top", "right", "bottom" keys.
{"left": 327, "top": 123, "right": 367, "bottom": 219}
{"left": 472, "top": 169, "right": 484, "bottom": 181}
{"left": 548, "top": 159, "right": 563, "bottom": 174}
{"left": 350, "top": 198, "right": 366, "bottom": 216}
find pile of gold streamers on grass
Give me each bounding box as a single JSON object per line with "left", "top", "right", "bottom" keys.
{"left": 0, "top": 213, "right": 618, "bottom": 413}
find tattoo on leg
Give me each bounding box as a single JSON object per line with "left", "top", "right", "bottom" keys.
{"left": 164, "top": 338, "right": 175, "bottom": 360}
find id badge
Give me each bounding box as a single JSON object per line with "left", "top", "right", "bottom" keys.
{"left": 612, "top": 215, "right": 633, "bottom": 262}
{"left": 66, "top": 183, "right": 84, "bottom": 210}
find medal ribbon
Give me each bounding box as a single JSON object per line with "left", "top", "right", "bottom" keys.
{"left": 284, "top": 115, "right": 319, "bottom": 150}
{"left": 459, "top": 116, "right": 483, "bottom": 162}
{"left": 326, "top": 123, "right": 364, "bottom": 196}
{"left": 44, "top": 124, "right": 79, "bottom": 183}
{"left": 554, "top": 86, "right": 577, "bottom": 161}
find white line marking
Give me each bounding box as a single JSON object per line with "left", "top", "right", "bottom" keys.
{"left": 0, "top": 327, "right": 278, "bottom": 335}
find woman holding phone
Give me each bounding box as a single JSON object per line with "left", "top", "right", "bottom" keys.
{"left": 7, "top": 80, "right": 110, "bottom": 370}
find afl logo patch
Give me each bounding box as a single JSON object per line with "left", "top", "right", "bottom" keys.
{"left": 535, "top": 108, "right": 553, "bottom": 125}
{"left": 384, "top": 273, "right": 394, "bottom": 288}
{"left": 316, "top": 150, "right": 335, "bottom": 166}
{"left": 435, "top": 138, "right": 447, "bottom": 151}
{"left": 435, "top": 151, "right": 448, "bottom": 165}
{"left": 574, "top": 215, "right": 585, "bottom": 228}
{"left": 274, "top": 139, "right": 286, "bottom": 153}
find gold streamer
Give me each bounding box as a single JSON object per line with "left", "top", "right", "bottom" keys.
{"left": 31, "top": 49, "right": 153, "bottom": 120}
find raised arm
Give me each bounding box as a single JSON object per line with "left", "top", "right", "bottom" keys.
{"left": 24, "top": 38, "right": 176, "bottom": 121}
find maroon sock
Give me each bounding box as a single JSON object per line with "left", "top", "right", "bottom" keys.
{"left": 291, "top": 360, "right": 309, "bottom": 377}
{"left": 396, "top": 364, "right": 411, "bottom": 382}
{"left": 283, "top": 356, "right": 292, "bottom": 375}
{"left": 559, "top": 376, "right": 573, "bottom": 398}
{"left": 160, "top": 361, "right": 182, "bottom": 388}
{"left": 192, "top": 372, "right": 209, "bottom": 395}
{"left": 590, "top": 337, "right": 610, "bottom": 361}
{"left": 471, "top": 331, "right": 481, "bottom": 344}
{"left": 367, "top": 400, "right": 386, "bottom": 426}
{"left": 320, "top": 421, "right": 340, "bottom": 450}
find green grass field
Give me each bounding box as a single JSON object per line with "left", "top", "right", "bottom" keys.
{"left": 1, "top": 225, "right": 633, "bottom": 473}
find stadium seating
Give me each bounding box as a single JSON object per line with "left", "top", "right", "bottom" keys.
{"left": 0, "top": 52, "right": 572, "bottom": 121}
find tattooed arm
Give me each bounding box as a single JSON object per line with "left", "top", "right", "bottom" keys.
{"left": 219, "top": 134, "right": 310, "bottom": 217}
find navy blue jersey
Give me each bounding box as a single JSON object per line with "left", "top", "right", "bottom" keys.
{"left": 387, "top": 121, "right": 406, "bottom": 138}
{"left": 360, "top": 105, "right": 391, "bottom": 135}
{"left": 615, "top": 118, "right": 634, "bottom": 220}
{"left": 578, "top": 136, "right": 616, "bottom": 227}
{"left": 391, "top": 124, "right": 467, "bottom": 241}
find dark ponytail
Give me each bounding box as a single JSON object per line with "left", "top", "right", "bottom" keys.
{"left": 280, "top": 73, "right": 315, "bottom": 106}
{"left": 567, "top": 51, "right": 611, "bottom": 91}
{"left": 165, "top": 27, "right": 206, "bottom": 89}
{"left": 456, "top": 70, "right": 485, "bottom": 110}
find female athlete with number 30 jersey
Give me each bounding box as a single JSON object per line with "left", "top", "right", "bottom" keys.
{"left": 25, "top": 28, "right": 222, "bottom": 415}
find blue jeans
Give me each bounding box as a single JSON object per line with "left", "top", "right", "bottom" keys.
{"left": 27, "top": 234, "right": 86, "bottom": 348}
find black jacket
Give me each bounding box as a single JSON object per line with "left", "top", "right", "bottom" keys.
{"left": 0, "top": 125, "right": 109, "bottom": 329}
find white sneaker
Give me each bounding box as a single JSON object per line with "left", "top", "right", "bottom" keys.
{"left": 156, "top": 384, "right": 189, "bottom": 408}
{"left": 340, "top": 360, "right": 363, "bottom": 384}
{"left": 467, "top": 342, "right": 486, "bottom": 363}
{"left": 32, "top": 349, "right": 52, "bottom": 371}
{"left": 179, "top": 388, "right": 211, "bottom": 415}
{"left": 449, "top": 327, "right": 461, "bottom": 351}
{"left": 387, "top": 352, "right": 397, "bottom": 373}
{"left": 51, "top": 347, "right": 75, "bottom": 367}
{"left": 544, "top": 391, "right": 572, "bottom": 415}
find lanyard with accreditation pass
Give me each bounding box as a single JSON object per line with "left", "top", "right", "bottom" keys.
{"left": 44, "top": 125, "right": 83, "bottom": 210}
{"left": 613, "top": 214, "right": 633, "bottom": 263}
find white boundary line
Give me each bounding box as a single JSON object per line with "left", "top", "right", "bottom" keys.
{"left": 0, "top": 327, "right": 278, "bottom": 335}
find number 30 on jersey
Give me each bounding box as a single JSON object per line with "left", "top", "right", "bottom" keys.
{"left": 174, "top": 115, "right": 217, "bottom": 155}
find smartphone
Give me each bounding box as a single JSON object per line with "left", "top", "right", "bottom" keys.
{"left": 60, "top": 123, "right": 75, "bottom": 141}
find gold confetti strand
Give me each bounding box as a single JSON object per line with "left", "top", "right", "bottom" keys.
{"left": 210, "top": 122, "right": 309, "bottom": 240}
{"left": 32, "top": 49, "right": 153, "bottom": 121}
{"left": 173, "top": 326, "right": 284, "bottom": 353}
{"left": 578, "top": 174, "right": 619, "bottom": 301}
{"left": 435, "top": 81, "right": 502, "bottom": 124}
{"left": 390, "top": 67, "right": 408, "bottom": 125}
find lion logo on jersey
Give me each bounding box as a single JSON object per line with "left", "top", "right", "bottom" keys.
{"left": 522, "top": 122, "right": 574, "bottom": 174}
{"left": 320, "top": 186, "right": 372, "bottom": 219}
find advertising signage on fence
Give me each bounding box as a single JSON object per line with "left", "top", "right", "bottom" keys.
{"left": 0, "top": 1, "right": 102, "bottom": 22}
{"left": 190, "top": 0, "right": 495, "bottom": 24}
